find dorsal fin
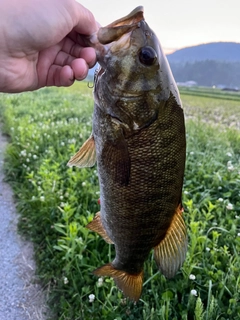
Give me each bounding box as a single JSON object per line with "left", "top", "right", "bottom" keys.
{"left": 154, "top": 205, "right": 187, "bottom": 278}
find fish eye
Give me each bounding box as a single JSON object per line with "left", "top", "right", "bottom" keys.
{"left": 138, "top": 46, "right": 157, "bottom": 66}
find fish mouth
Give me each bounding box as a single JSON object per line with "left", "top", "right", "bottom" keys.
{"left": 97, "top": 6, "right": 144, "bottom": 45}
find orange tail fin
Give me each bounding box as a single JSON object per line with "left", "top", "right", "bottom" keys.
{"left": 93, "top": 263, "right": 143, "bottom": 302}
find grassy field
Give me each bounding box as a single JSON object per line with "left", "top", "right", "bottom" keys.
{"left": 179, "top": 87, "right": 240, "bottom": 102}
{"left": 0, "top": 83, "right": 239, "bottom": 320}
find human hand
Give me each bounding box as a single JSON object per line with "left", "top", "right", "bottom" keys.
{"left": 0, "top": 0, "right": 98, "bottom": 93}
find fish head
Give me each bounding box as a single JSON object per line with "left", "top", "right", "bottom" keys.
{"left": 89, "top": 6, "right": 180, "bottom": 104}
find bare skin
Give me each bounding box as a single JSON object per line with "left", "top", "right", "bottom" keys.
{"left": 0, "top": 0, "right": 98, "bottom": 93}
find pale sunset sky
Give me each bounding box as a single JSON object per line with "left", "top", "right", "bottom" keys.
{"left": 78, "top": 0, "right": 240, "bottom": 53}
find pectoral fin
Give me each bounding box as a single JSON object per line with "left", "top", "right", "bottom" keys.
{"left": 86, "top": 212, "right": 113, "bottom": 244}
{"left": 67, "top": 135, "right": 96, "bottom": 168}
{"left": 102, "top": 139, "right": 130, "bottom": 186}
{"left": 93, "top": 263, "right": 143, "bottom": 302}
{"left": 154, "top": 205, "right": 188, "bottom": 279}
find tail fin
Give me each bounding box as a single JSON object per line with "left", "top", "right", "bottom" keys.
{"left": 93, "top": 263, "right": 143, "bottom": 302}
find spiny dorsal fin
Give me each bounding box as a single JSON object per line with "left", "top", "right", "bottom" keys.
{"left": 67, "top": 135, "right": 96, "bottom": 168}
{"left": 154, "top": 205, "right": 188, "bottom": 279}
{"left": 86, "top": 212, "right": 113, "bottom": 244}
{"left": 93, "top": 263, "right": 143, "bottom": 302}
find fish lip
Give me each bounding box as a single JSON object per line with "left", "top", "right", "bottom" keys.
{"left": 96, "top": 6, "right": 144, "bottom": 45}
{"left": 104, "top": 6, "right": 144, "bottom": 29}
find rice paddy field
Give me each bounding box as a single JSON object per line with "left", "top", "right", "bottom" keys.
{"left": 0, "top": 83, "right": 239, "bottom": 320}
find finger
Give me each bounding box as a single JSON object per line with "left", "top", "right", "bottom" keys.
{"left": 46, "top": 65, "right": 74, "bottom": 87}
{"left": 47, "top": 59, "right": 89, "bottom": 87}
{"left": 55, "top": 39, "right": 96, "bottom": 68}
{"left": 54, "top": 48, "right": 96, "bottom": 71}
{"left": 71, "top": 59, "right": 89, "bottom": 80}
{"left": 54, "top": 51, "right": 75, "bottom": 67}
{"left": 62, "top": 37, "right": 96, "bottom": 66}
{"left": 73, "top": 3, "right": 98, "bottom": 35}
{"left": 79, "top": 47, "right": 96, "bottom": 68}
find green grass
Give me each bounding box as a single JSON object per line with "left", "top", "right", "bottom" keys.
{"left": 0, "top": 83, "right": 239, "bottom": 319}
{"left": 180, "top": 86, "right": 240, "bottom": 102}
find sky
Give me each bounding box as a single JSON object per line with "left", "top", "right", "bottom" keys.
{"left": 77, "top": 0, "right": 240, "bottom": 53}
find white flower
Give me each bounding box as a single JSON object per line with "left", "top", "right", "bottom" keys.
{"left": 33, "top": 155, "right": 38, "bottom": 159}
{"left": 26, "top": 158, "right": 30, "bottom": 163}
{"left": 97, "top": 277, "right": 103, "bottom": 287}
{"left": 40, "top": 196, "right": 45, "bottom": 202}
{"left": 226, "top": 203, "right": 233, "bottom": 210}
{"left": 77, "top": 237, "right": 83, "bottom": 244}
{"left": 63, "top": 277, "right": 69, "bottom": 284}
{"left": 32, "top": 196, "right": 36, "bottom": 201}
{"left": 60, "top": 202, "right": 65, "bottom": 208}
{"left": 82, "top": 182, "right": 86, "bottom": 187}
{"left": 218, "top": 198, "right": 224, "bottom": 202}
{"left": 206, "top": 247, "right": 210, "bottom": 252}
{"left": 190, "top": 151, "right": 194, "bottom": 155}
{"left": 59, "top": 195, "right": 64, "bottom": 200}
{"left": 61, "top": 141, "right": 65, "bottom": 146}
{"left": 190, "top": 289, "right": 197, "bottom": 296}
{"left": 237, "top": 233, "right": 240, "bottom": 237}
{"left": 88, "top": 294, "right": 95, "bottom": 303}
{"left": 189, "top": 274, "right": 196, "bottom": 280}
{"left": 226, "top": 152, "right": 232, "bottom": 157}
{"left": 184, "top": 191, "right": 189, "bottom": 195}
{"left": 20, "top": 150, "right": 27, "bottom": 157}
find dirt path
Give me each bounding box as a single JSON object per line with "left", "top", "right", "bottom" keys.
{"left": 0, "top": 126, "right": 49, "bottom": 320}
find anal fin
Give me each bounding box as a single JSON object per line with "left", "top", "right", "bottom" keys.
{"left": 67, "top": 134, "right": 96, "bottom": 168}
{"left": 93, "top": 263, "right": 143, "bottom": 302}
{"left": 154, "top": 205, "right": 188, "bottom": 279}
{"left": 86, "top": 212, "right": 113, "bottom": 244}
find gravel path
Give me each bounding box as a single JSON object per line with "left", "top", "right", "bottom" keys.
{"left": 0, "top": 127, "right": 49, "bottom": 320}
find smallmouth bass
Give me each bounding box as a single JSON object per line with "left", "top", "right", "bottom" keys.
{"left": 68, "top": 6, "right": 187, "bottom": 301}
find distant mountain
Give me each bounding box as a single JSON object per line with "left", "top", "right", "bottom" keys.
{"left": 85, "top": 42, "right": 240, "bottom": 88}
{"left": 167, "top": 42, "right": 240, "bottom": 63}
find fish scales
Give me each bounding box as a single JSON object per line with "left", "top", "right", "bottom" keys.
{"left": 68, "top": 6, "right": 187, "bottom": 301}
{"left": 94, "top": 95, "right": 185, "bottom": 261}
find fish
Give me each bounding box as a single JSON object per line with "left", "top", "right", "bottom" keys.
{"left": 68, "top": 6, "right": 187, "bottom": 302}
